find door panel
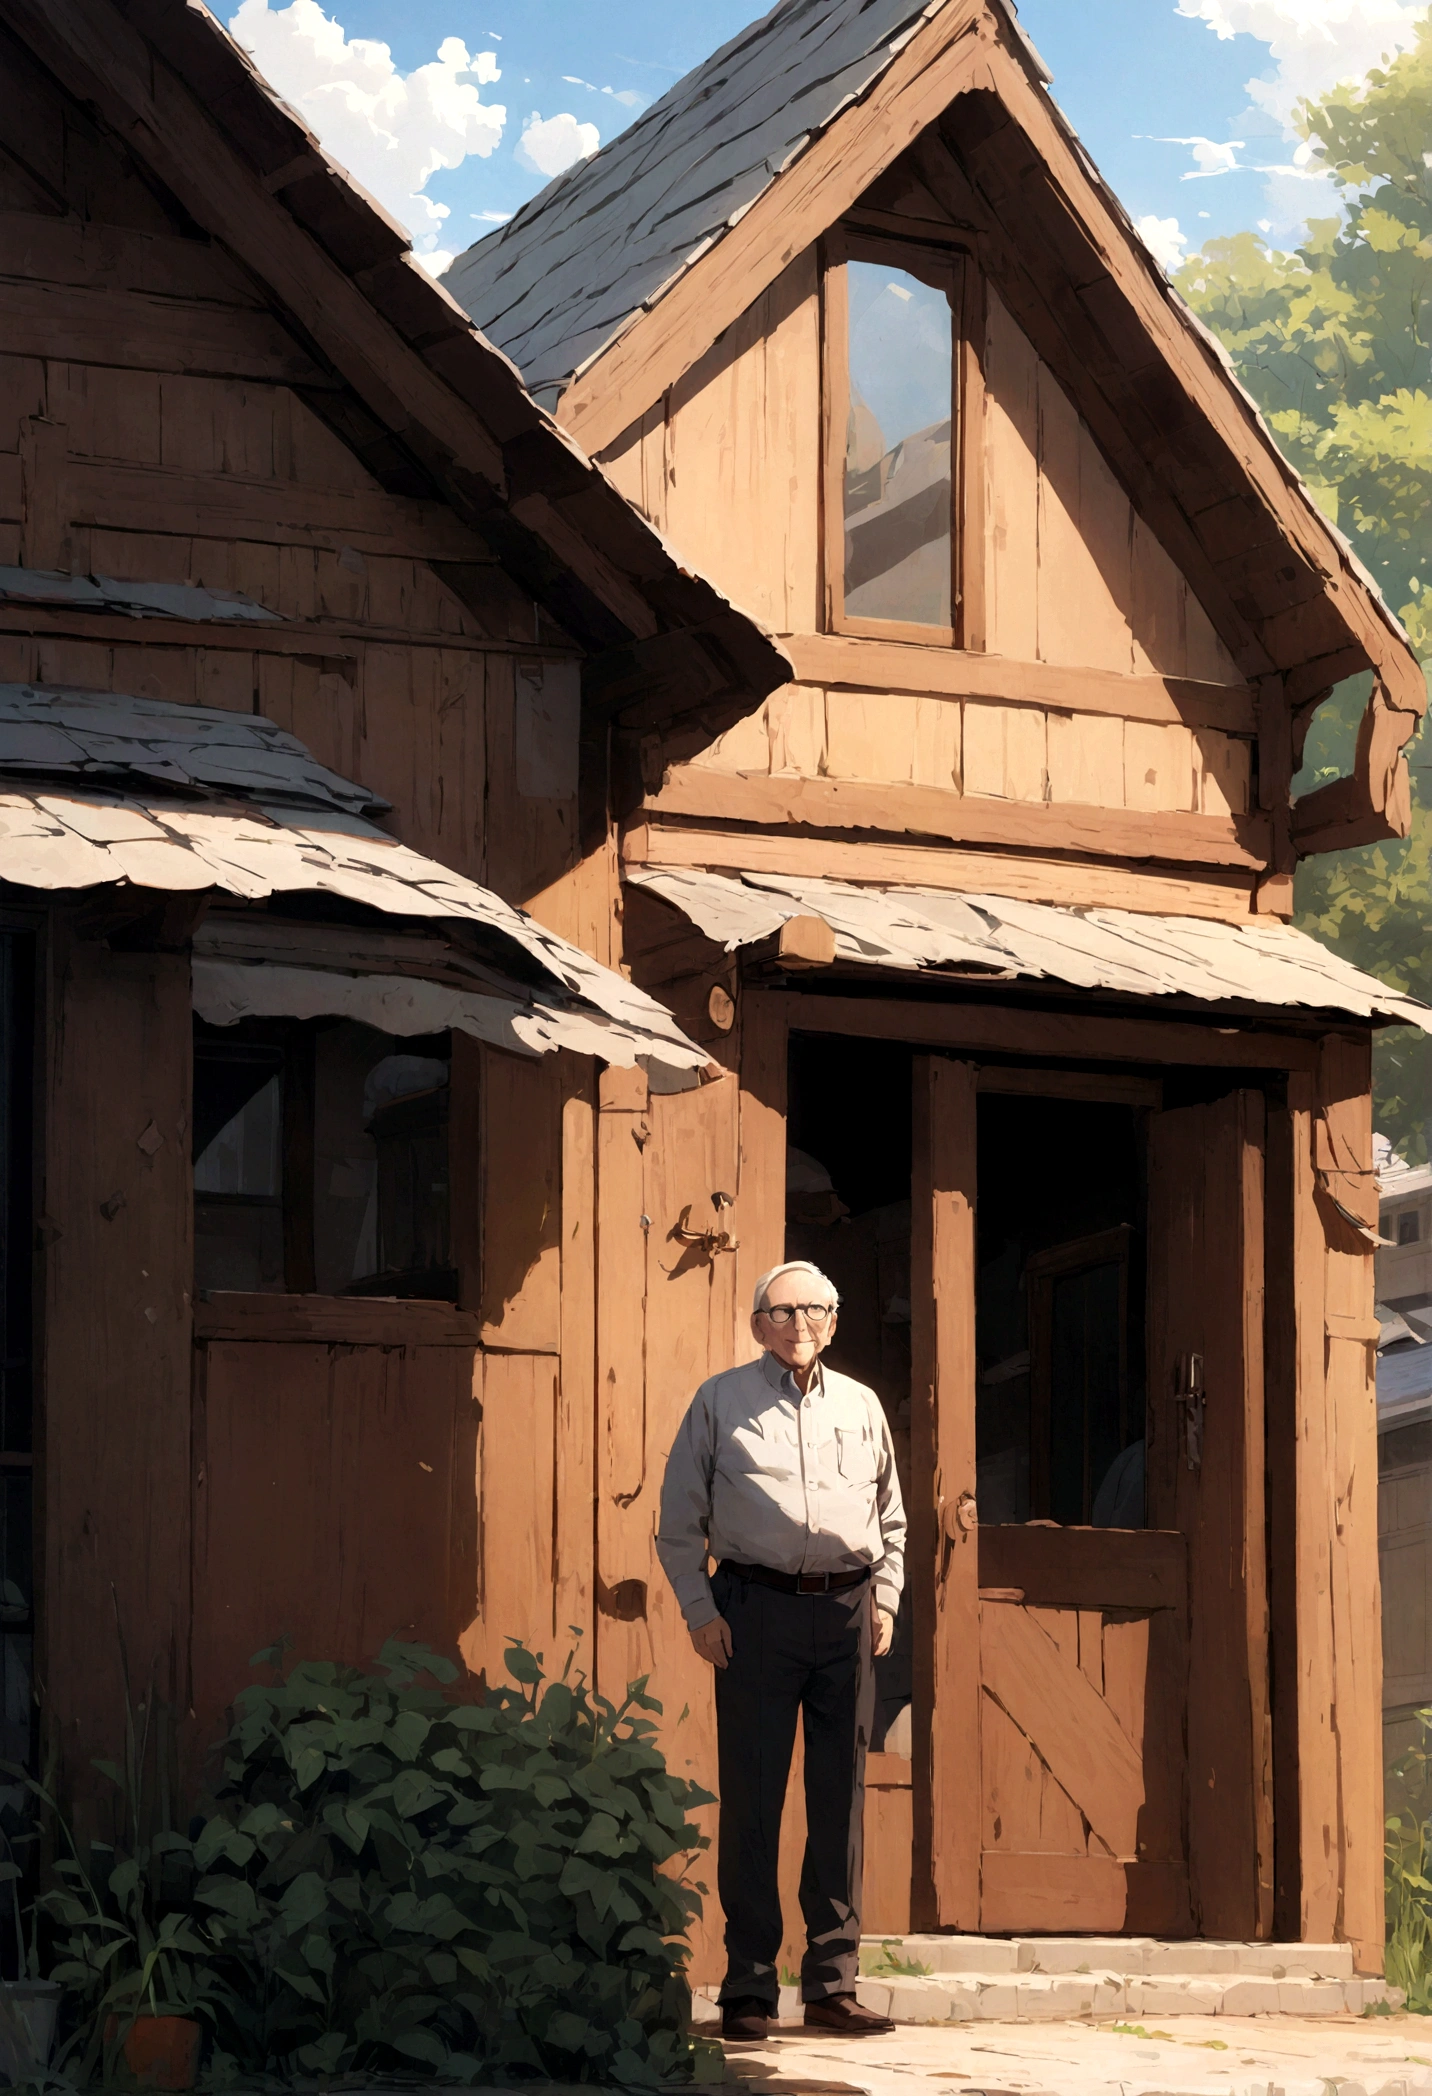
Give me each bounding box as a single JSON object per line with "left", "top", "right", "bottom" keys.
{"left": 1147, "top": 1090, "right": 1272, "bottom": 1939}
{"left": 976, "top": 1525, "right": 1191, "bottom": 1934}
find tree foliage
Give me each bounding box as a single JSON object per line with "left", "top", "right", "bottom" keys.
{"left": 1175, "top": 26, "right": 1432, "bottom": 1159}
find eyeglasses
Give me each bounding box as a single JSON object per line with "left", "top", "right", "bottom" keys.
{"left": 759, "top": 1302, "right": 836, "bottom": 1327}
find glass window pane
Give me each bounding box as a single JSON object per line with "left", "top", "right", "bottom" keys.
{"left": 194, "top": 1075, "right": 281, "bottom": 1197}
{"left": 313, "top": 1026, "right": 452, "bottom": 1299}
{"left": 843, "top": 260, "right": 953, "bottom": 628}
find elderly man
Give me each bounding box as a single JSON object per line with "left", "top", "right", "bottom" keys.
{"left": 657, "top": 1259, "right": 906, "bottom": 2040}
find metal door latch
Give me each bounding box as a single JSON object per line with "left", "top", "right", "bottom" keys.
{"left": 672, "top": 1198, "right": 738, "bottom": 1257}
{"left": 1174, "top": 1351, "right": 1205, "bottom": 1472}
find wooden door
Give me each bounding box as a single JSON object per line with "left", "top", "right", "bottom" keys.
{"left": 914, "top": 1076, "right": 1269, "bottom": 1936}
{"left": 1147, "top": 1090, "right": 1272, "bottom": 1940}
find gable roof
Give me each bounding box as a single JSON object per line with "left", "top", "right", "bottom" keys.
{"left": 444, "top": 0, "right": 971, "bottom": 409}
{"left": 444, "top": 0, "right": 1426, "bottom": 854}
{"left": 1, "top": 0, "right": 790, "bottom": 736}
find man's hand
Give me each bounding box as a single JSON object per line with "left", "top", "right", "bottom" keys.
{"left": 690, "top": 1615, "right": 733, "bottom": 1669}
{"left": 872, "top": 1601, "right": 895, "bottom": 1658}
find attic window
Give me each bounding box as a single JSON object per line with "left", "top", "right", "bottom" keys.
{"left": 824, "top": 234, "right": 960, "bottom": 642}
{"left": 1397, "top": 1208, "right": 1421, "bottom": 1246}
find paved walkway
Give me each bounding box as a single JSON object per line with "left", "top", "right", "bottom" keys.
{"left": 716, "top": 2012, "right": 1432, "bottom": 2096}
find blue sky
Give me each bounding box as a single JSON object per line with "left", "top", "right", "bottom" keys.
{"left": 222, "top": 0, "right": 1428, "bottom": 277}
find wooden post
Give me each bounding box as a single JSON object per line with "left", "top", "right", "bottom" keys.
{"left": 910, "top": 1054, "right": 979, "bottom": 1929}
{"left": 1317, "top": 1034, "right": 1384, "bottom": 1970}
{"left": 40, "top": 916, "right": 193, "bottom": 1790}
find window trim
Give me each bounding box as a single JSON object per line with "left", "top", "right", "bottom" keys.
{"left": 820, "top": 224, "right": 977, "bottom": 649}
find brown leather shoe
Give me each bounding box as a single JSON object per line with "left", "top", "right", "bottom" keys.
{"left": 721, "top": 1996, "right": 774, "bottom": 2039}
{"left": 803, "top": 1992, "right": 895, "bottom": 2036}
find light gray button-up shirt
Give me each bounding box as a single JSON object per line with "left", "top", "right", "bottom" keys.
{"left": 656, "top": 1351, "right": 907, "bottom": 1631}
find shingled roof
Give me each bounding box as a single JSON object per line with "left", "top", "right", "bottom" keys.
{"left": 445, "top": 0, "right": 1426, "bottom": 857}
{"left": 444, "top": 0, "right": 978, "bottom": 408}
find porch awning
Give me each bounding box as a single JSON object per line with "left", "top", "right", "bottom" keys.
{"left": 626, "top": 866, "right": 1432, "bottom": 1034}
{"left": 0, "top": 784, "right": 713, "bottom": 1084}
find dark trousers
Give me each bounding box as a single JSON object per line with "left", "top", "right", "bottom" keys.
{"left": 711, "top": 1561, "right": 873, "bottom": 2007}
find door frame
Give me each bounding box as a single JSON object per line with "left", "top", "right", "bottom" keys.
{"left": 737, "top": 982, "right": 1318, "bottom": 1937}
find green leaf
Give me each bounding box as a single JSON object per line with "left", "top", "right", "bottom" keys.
{"left": 504, "top": 1643, "right": 543, "bottom": 1685}
{"left": 279, "top": 1871, "right": 329, "bottom": 1933}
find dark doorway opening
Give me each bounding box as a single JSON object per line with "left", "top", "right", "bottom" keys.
{"left": 976, "top": 1093, "right": 1147, "bottom": 1528}
{"left": 785, "top": 1032, "right": 912, "bottom": 1751}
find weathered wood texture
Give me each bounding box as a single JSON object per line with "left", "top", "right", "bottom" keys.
{"left": 1147, "top": 1092, "right": 1272, "bottom": 1941}
{"left": 194, "top": 1338, "right": 479, "bottom": 1738}
{"left": 41, "top": 922, "right": 194, "bottom": 1787}
{"left": 1309, "top": 1036, "right": 1384, "bottom": 1969}
{"left": 911, "top": 1055, "right": 980, "bottom": 1927}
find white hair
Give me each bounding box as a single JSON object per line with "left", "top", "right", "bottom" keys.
{"left": 752, "top": 1260, "right": 840, "bottom": 1316}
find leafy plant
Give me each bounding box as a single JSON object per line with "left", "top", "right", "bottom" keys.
{"left": 185, "top": 1636, "right": 713, "bottom": 2084}
{"left": 1385, "top": 1705, "right": 1432, "bottom": 2014}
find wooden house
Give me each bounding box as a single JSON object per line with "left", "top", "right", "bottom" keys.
{"left": 447, "top": 0, "right": 1432, "bottom": 1970}
{"left": 0, "top": 0, "right": 790, "bottom": 1839}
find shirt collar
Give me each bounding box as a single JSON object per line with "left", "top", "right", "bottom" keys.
{"left": 759, "top": 1349, "right": 824, "bottom": 1400}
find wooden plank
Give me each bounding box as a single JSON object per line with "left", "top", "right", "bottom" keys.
{"left": 1317, "top": 1032, "right": 1385, "bottom": 1972}
{"left": 193, "top": 1291, "right": 481, "bottom": 1345}
{"left": 557, "top": 1058, "right": 597, "bottom": 1643}
{"left": 980, "top": 1602, "right": 1144, "bottom": 1855}
{"left": 478, "top": 1046, "right": 562, "bottom": 1351}
{"left": 0, "top": 206, "right": 264, "bottom": 304}
{"left": 594, "top": 1061, "right": 651, "bottom": 1599}
{"left": 780, "top": 631, "right": 1256, "bottom": 730}
{"left": 979, "top": 1851, "right": 1190, "bottom": 1935}
{"left": 195, "top": 1339, "right": 477, "bottom": 1736}
{"left": 1036, "top": 359, "right": 1134, "bottom": 675}
{"left": 977, "top": 1525, "right": 1186, "bottom": 1611}
{"left": 976, "top": 1066, "right": 1162, "bottom": 1108}
{"left": 0, "top": 602, "right": 563, "bottom": 661}
{"left": 557, "top": 3, "right": 994, "bottom": 453}
{"left": 1126, "top": 720, "right": 1197, "bottom": 814}
{"left": 64, "top": 457, "right": 489, "bottom": 559}
{"left": 1147, "top": 1091, "right": 1272, "bottom": 1938}
{"left": 961, "top": 700, "right": 1047, "bottom": 803}
{"left": 463, "top": 1349, "right": 558, "bottom": 1684}
{"left": 982, "top": 283, "right": 1038, "bottom": 660}
{"left": 622, "top": 821, "right": 1259, "bottom": 921}
{"left": 640, "top": 768, "right": 1271, "bottom": 870}
{"left": 956, "top": 259, "right": 987, "bottom": 653}
{"left": 0, "top": 278, "right": 326, "bottom": 383}
{"left": 19, "top": 416, "right": 68, "bottom": 568}
{"left": 42, "top": 924, "right": 193, "bottom": 1791}
{"left": 863, "top": 1781, "right": 914, "bottom": 1936}
{"left": 911, "top": 1053, "right": 980, "bottom": 1927}
{"left": 742, "top": 991, "right": 1320, "bottom": 1076}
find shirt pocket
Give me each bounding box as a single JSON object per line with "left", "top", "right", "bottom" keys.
{"left": 834, "top": 1422, "right": 878, "bottom": 1485}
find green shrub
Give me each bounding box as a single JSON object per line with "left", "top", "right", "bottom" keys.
{"left": 1386, "top": 1706, "right": 1432, "bottom": 2014}
{"left": 190, "top": 1638, "right": 713, "bottom": 2084}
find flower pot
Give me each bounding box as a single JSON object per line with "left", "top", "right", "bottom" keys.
{"left": 0, "top": 1979, "right": 62, "bottom": 2084}
{"left": 104, "top": 2014, "right": 202, "bottom": 2091}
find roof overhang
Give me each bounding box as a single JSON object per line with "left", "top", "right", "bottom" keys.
{"left": 626, "top": 864, "right": 1432, "bottom": 1034}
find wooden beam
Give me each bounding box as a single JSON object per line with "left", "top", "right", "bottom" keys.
{"left": 623, "top": 819, "right": 1259, "bottom": 922}
{"left": 556, "top": 3, "right": 996, "bottom": 454}
{"left": 911, "top": 1052, "right": 980, "bottom": 1928}
{"left": 0, "top": 278, "right": 331, "bottom": 385}
{"left": 767, "top": 989, "right": 1320, "bottom": 1072}
{"left": 978, "top": 1523, "right": 1185, "bottom": 1610}
{"left": 642, "top": 768, "right": 1271, "bottom": 871}
{"left": 0, "top": 604, "right": 577, "bottom": 661}
{"left": 976, "top": 1065, "right": 1162, "bottom": 1107}
{"left": 193, "top": 1291, "right": 481, "bottom": 1346}
{"left": 57, "top": 458, "right": 490, "bottom": 561}
{"left": 781, "top": 632, "right": 1257, "bottom": 734}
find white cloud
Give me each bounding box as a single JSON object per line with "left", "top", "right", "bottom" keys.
{"left": 514, "top": 111, "right": 599, "bottom": 179}
{"left": 1136, "top": 213, "right": 1190, "bottom": 269}
{"left": 228, "top": 0, "right": 505, "bottom": 259}
{"left": 1175, "top": 0, "right": 1422, "bottom": 131}
{"left": 560, "top": 72, "right": 643, "bottom": 109}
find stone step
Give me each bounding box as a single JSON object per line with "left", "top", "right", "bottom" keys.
{"left": 859, "top": 1934, "right": 1359, "bottom": 1979}
{"left": 691, "top": 1936, "right": 1405, "bottom": 2026}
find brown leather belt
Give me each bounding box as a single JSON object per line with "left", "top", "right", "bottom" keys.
{"left": 721, "top": 1559, "right": 870, "bottom": 1596}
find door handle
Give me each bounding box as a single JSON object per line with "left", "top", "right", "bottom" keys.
{"left": 1174, "top": 1351, "right": 1205, "bottom": 1473}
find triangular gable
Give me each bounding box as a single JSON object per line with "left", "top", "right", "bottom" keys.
{"left": 0, "top": 0, "right": 789, "bottom": 738}
{"left": 446, "top": 0, "right": 1425, "bottom": 855}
